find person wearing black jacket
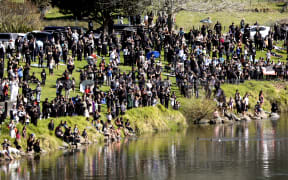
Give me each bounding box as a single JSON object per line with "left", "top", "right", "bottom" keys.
{"left": 42, "top": 98, "right": 50, "bottom": 119}
{"left": 48, "top": 119, "right": 54, "bottom": 131}
{"left": 77, "top": 40, "right": 83, "bottom": 61}
{"left": 62, "top": 43, "right": 68, "bottom": 64}
{"left": 88, "top": 20, "right": 93, "bottom": 31}
{"left": 0, "top": 59, "right": 4, "bottom": 79}
{"left": 0, "top": 42, "right": 5, "bottom": 60}
{"left": 29, "top": 38, "right": 36, "bottom": 62}
{"left": 23, "top": 64, "right": 30, "bottom": 82}
{"left": 33, "top": 139, "right": 41, "bottom": 153}
{"left": 38, "top": 47, "right": 44, "bottom": 67}
{"left": 214, "top": 21, "right": 222, "bottom": 35}
{"left": 30, "top": 105, "right": 39, "bottom": 126}
{"left": 41, "top": 69, "right": 46, "bottom": 85}
{"left": 271, "top": 102, "right": 278, "bottom": 113}
{"left": 93, "top": 111, "right": 101, "bottom": 125}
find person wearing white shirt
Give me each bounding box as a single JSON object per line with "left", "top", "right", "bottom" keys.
{"left": 178, "top": 48, "right": 184, "bottom": 60}
{"left": 123, "top": 47, "right": 129, "bottom": 65}
{"left": 72, "top": 30, "right": 79, "bottom": 42}
{"left": 0, "top": 42, "right": 5, "bottom": 60}
{"left": 10, "top": 78, "right": 19, "bottom": 102}
{"left": 266, "top": 50, "right": 271, "bottom": 61}
{"left": 109, "top": 49, "right": 117, "bottom": 62}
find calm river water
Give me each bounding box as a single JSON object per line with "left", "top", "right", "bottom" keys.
{"left": 2, "top": 116, "right": 288, "bottom": 180}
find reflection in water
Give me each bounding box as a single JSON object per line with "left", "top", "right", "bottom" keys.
{"left": 2, "top": 117, "right": 288, "bottom": 180}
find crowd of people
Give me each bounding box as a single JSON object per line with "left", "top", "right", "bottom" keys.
{"left": 0, "top": 14, "right": 287, "bottom": 155}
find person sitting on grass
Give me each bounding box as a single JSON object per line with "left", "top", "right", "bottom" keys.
{"left": 14, "top": 138, "right": 22, "bottom": 150}
{"left": 173, "top": 101, "right": 181, "bottom": 110}
{"left": 271, "top": 101, "right": 278, "bottom": 113}
{"left": 2, "top": 139, "right": 10, "bottom": 150}
{"left": 95, "top": 119, "right": 103, "bottom": 132}
{"left": 74, "top": 131, "right": 81, "bottom": 144}
{"left": 64, "top": 127, "right": 73, "bottom": 143}
{"left": 125, "top": 119, "right": 134, "bottom": 133}
{"left": 74, "top": 125, "right": 79, "bottom": 135}
{"left": 55, "top": 125, "right": 64, "bottom": 139}
{"left": 27, "top": 134, "right": 35, "bottom": 152}
{"left": 254, "top": 101, "right": 262, "bottom": 116}
{"left": 82, "top": 129, "right": 88, "bottom": 143}
{"left": 115, "top": 117, "right": 123, "bottom": 128}
{"left": 228, "top": 97, "right": 234, "bottom": 111}
{"left": 115, "top": 127, "right": 122, "bottom": 141}
{"left": 93, "top": 111, "right": 101, "bottom": 126}
{"left": 62, "top": 121, "right": 69, "bottom": 130}
{"left": 30, "top": 72, "right": 39, "bottom": 83}
{"left": 103, "top": 122, "right": 111, "bottom": 139}
{"left": 48, "top": 119, "right": 54, "bottom": 131}
{"left": 33, "top": 139, "right": 41, "bottom": 153}
{"left": 22, "top": 126, "right": 27, "bottom": 139}
{"left": 3, "top": 146, "right": 13, "bottom": 160}
{"left": 25, "top": 113, "right": 30, "bottom": 126}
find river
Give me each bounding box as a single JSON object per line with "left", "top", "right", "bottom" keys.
{"left": 2, "top": 116, "right": 288, "bottom": 180}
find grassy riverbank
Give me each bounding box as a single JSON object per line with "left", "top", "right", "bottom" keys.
{"left": 3, "top": 80, "right": 285, "bottom": 152}
{"left": 0, "top": 105, "right": 187, "bottom": 152}
{"left": 0, "top": 116, "right": 103, "bottom": 152}
{"left": 177, "top": 80, "right": 288, "bottom": 124}
{"left": 222, "top": 80, "right": 288, "bottom": 112}
{"left": 179, "top": 98, "right": 217, "bottom": 124}
{"left": 1, "top": 1, "right": 288, "bottom": 153}
{"left": 123, "top": 104, "right": 187, "bottom": 134}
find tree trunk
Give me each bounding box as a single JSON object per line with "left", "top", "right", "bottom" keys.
{"left": 167, "top": 13, "right": 174, "bottom": 32}
{"left": 103, "top": 17, "right": 109, "bottom": 33}
{"left": 102, "top": 11, "right": 113, "bottom": 34}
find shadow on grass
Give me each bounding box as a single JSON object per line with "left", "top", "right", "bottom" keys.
{"left": 44, "top": 15, "right": 75, "bottom": 21}
{"left": 276, "top": 2, "right": 287, "bottom": 7}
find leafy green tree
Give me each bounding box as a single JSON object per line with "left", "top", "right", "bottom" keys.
{"left": 51, "top": 0, "right": 150, "bottom": 32}
{"left": 30, "top": 0, "right": 51, "bottom": 18}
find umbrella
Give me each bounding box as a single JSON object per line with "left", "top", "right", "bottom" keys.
{"left": 87, "top": 55, "right": 97, "bottom": 65}
{"left": 146, "top": 51, "right": 160, "bottom": 59}
{"left": 281, "top": 26, "right": 288, "bottom": 32}
{"left": 80, "top": 80, "right": 94, "bottom": 92}
{"left": 200, "top": 18, "right": 212, "bottom": 24}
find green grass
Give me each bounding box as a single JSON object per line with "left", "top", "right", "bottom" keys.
{"left": 0, "top": 51, "right": 187, "bottom": 151}
{"left": 10, "top": 0, "right": 25, "bottom": 3}
{"left": 42, "top": 8, "right": 100, "bottom": 30}
{"left": 44, "top": 8, "right": 73, "bottom": 20}
{"left": 175, "top": 10, "right": 288, "bottom": 31}
{"left": 172, "top": 1, "right": 288, "bottom": 30}
{"left": 0, "top": 116, "right": 103, "bottom": 152}
{"left": 2, "top": 2, "right": 288, "bottom": 151}
{"left": 123, "top": 104, "right": 187, "bottom": 134}
{"left": 0, "top": 105, "right": 187, "bottom": 152}
{"left": 179, "top": 97, "right": 217, "bottom": 124}
{"left": 222, "top": 80, "right": 288, "bottom": 112}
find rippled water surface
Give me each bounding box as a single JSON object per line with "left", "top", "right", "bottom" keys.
{"left": 2, "top": 116, "right": 288, "bottom": 180}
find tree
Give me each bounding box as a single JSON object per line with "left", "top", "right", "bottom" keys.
{"left": 51, "top": 0, "right": 151, "bottom": 32}
{"left": 30, "top": 0, "right": 51, "bottom": 18}
{"left": 148, "top": 0, "right": 188, "bottom": 31}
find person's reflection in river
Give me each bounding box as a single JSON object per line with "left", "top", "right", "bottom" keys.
{"left": 255, "top": 119, "right": 277, "bottom": 178}
{"left": 1, "top": 159, "right": 21, "bottom": 179}
{"left": 3, "top": 116, "right": 288, "bottom": 180}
